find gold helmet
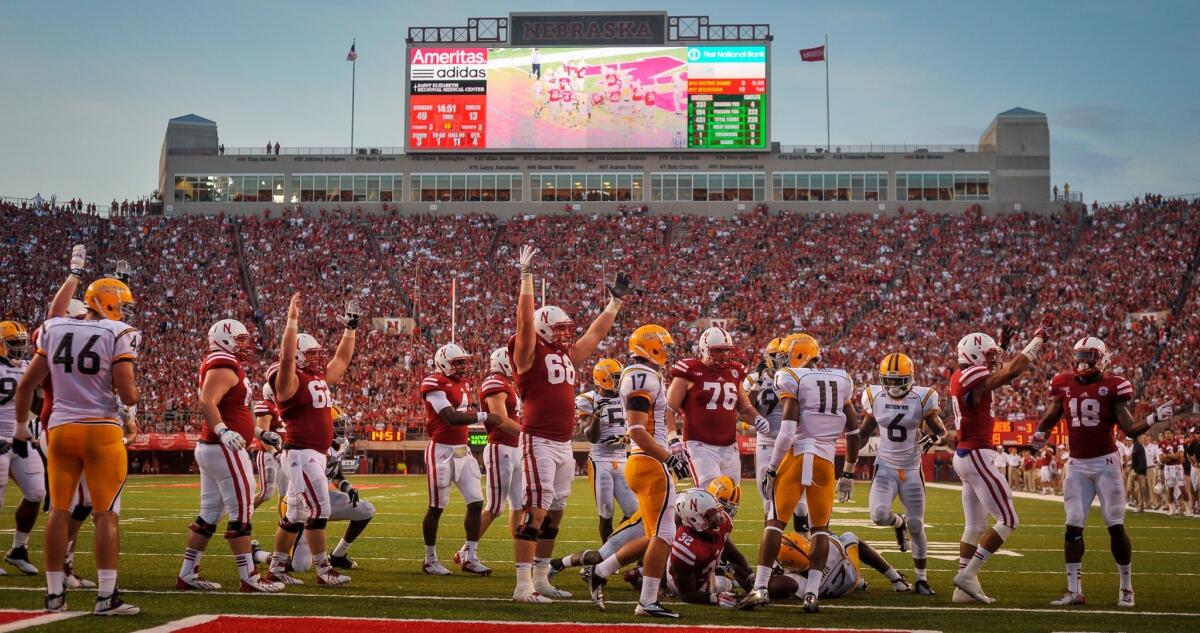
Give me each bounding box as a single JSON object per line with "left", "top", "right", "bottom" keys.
{"left": 84, "top": 278, "right": 134, "bottom": 321}
{"left": 628, "top": 324, "right": 673, "bottom": 367}
{"left": 331, "top": 404, "right": 353, "bottom": 439}
{"left": 764, "top": 337, "right": 789, "bottom": 370}
{"left": 880, "top": 352, "right": 915, "bottom": 398}
{"left": 0, "top": 321, "right": 30, "bottom": 361}
{"left": 778, "top": 531, "right": 812, "bottom": 572}
{"left": 592, "top": 358, "right": 624, "bottom": 392}
{"left": 785, "top": 333, "right": 821, "bottom": 368}
{"left": 705, "top": 475, "right": 742, "bottom": 518}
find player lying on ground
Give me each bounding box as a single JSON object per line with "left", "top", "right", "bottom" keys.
{"left": 762, "top": 531, "right": 912, "bottom": 602}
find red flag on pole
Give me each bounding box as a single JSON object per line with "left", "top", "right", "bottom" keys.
{"left": 799, "top": 45, "right": 825, "bottom": 62}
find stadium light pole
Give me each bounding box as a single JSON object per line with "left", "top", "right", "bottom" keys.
{"left": 825, "top": 34, "right": 830, "bottom": 152}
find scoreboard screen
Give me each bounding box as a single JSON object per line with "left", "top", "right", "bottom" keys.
{"left": 406, "top": 45, "right": 768, "bottom": 152}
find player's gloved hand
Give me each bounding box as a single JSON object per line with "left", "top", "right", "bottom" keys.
{"left": 338, "top": 298, "right": 360, "bottom": 330}
{"left": 11, "top": 439, "right": 28, "bottom": 459}
{"left": 69, "top": 244, "right": 86, "bottom": 277}
{"left": 836, "top": 472, "right": 854, "bottom": 503}
{"left": 347, "top": 487, "right": 360, "bottom": 507}
{"left": 919, "top": 433, "right": 941, "bottom": 453}
{"left": 259, "top": 430, "right": 282, "bottom": 450}
{"left": 1030, "top": 431, "right": 1048, "bottom": 451}
{"left": 599, "top": 434, "right": 626, "bottom": 447}
{"left": 1148, "top": 402, "right": 1174, "bottom": 425}
{"left": 761, "top": 468, "right": 777, "bottom": 501}
{"left": 753, "top": 415, "right": 771, "bottom": 435}
{"left": 1032, "top": 313, "right": 1055, "bottom": 341}
{"left": 216, "top": 424, "right": 246, "bottom": 452}
{"left": 665, "top": 454, "right": 691, "bottom": 480}
{"left": 668, "top": 433, "right": 686, "bottom": 459}
{"left": 519, "top": 245, "right": 538, "bottom": 276}
{"left": 716, "top": 592, "right": 739, "bottom": 609}
{"left": 606, "top": 271, "right": 637, "bottom": 300}
{"left": 0, "top": 440, "right": 10, "bottom": 456}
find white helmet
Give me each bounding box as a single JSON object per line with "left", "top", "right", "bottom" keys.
{"left": 435, "top": 342, "right": 471, "bottom": 377}
{"left": 261, "top": 382, "right": 275, "bottom": 402}
{"left": 957, "top": 332, "right": 1001, "bottom": 369}
{"left": 534, "top": 305, "right": 574, "bottom": 347}
{"left": 1072, "top": 336, "right": 1110, "bottom": 376}
{"left": 698, "top": 326, "right": 735, "bottom": 369}
{"left": 489, "top": 347, "right": 512, "bottom": 376}
{"left": 208, "top": 319, "right": 254, "bottom": 359}
{"left": 674, "top": 488, "right": 724, "bottom": 532}
{"left": 296, "top": 332, "right": 325, "bottom": 369}
{"left": 67, "top": 299, "right": 87, "bottom": 318}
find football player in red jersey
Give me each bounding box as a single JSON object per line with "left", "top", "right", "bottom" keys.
{"left": 667, "top": 488, "right": 749, "bottom": 607}
{"left": 509, "top": 245, "right": 633, "bottom": 604}
{"left": 176, "top": 319, "right": 283, "bottom": 593}
{"left": 263, "top": 293, "right": 357, "bottom": 587}
{"left": 667, "top": 326, "right": 767, "bottom": 490}
{"left": 471, "top": 348, "right": 524, "bottom": 550}
{"left": 1031, "top": 336, "right": 1172, "bottom": 608}
{"left": 947, "top": 317, "right": 1050, "bottom": 604}
{"left": 419, "top": 343, "right": 511, "bottom": 576}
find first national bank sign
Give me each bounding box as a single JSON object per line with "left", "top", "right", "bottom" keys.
{"left": 510, "top": 12, "right": 667, "bottom": 46}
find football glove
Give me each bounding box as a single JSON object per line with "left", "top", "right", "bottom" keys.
{"left": 761, "top": 468, "right": 777, "bottom": 501}
{"left": 665, "top": 454, "right": 691, "bottom": 480}
{"left": 519, "top": 245, "right": 538, "bottom": 275}
{"left": 1148, "top": 402, "right": 1174, "bottom": 425}
{"left": 12, "top": 439, "right": 28, "bottom": 459}
{"left": 919, "top": 433, "right": 941, "bottom": 453}
{"left": 606, "top": 271, "right": 637, "bottom": 299}
{"left": 836, "top": 473, "right": 854, "bottom": 503}
{"left": 69, "top": 244, "right": 86, "bottom": 277}
{"left": 1032, "top": 313, "right": 1055, "bottom": 341}
{"left": 338, "top": 298, "right": 361, "bottom": 330}
{"left": 0, "top": 440, "right": 10, "bottom": 456}
{"left": 347, "top": 487, "right": 360, "bottom": 507}
{"left": 216, "top": 425, "right": 246, "bottom": 452}
{"left": 668, "top": 434, "right": 686, "bottom": 459}
{"left": 1030, "top": 431, "right": 1048, "bottom": 451}
{"left": 599, "top": 434, "right": 626, "bottom": 447}
{"left": 753, "top": 415, "right": 771, "bottom": 435}
{"left": 259, "top": 430, "right": 282, "bottom": 450}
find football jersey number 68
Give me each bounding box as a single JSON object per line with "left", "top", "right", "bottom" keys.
{"left": 545, "top": 354, "right": 575, "bottom": 385}
{"left": 308, "top": 380, "right": 332, "bottom": 408}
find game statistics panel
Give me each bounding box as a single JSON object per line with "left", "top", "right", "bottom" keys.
{"left": 405, "top": 44, "right": 769, "bottom": 152}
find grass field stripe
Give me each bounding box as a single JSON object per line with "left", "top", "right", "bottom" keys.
{"left": 128, "top": 614, "right": 219, "bottom": 633}
{"left": 2, "top": 587, "right": 1197, "bottom": 618}
{"left": 0, "top": 610, "right": 86, "bottom": 632}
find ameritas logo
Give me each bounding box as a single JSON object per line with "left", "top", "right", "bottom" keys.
{"left": 410, "top": 48, "right": 488, "bottom": 66}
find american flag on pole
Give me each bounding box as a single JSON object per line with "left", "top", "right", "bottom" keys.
{"left": 346, "top": 42, "right": 357, "bottom": 62}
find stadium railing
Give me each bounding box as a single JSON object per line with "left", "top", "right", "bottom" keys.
{"left": 776, "top": 144, "right": 991, "bottom": 154}
{"left": 170, "top": 147, "right": 406, "bottom": 156}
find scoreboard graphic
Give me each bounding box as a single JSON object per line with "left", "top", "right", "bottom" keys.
{"left": 406, "top": 43, "right": 769, "bottom": 152}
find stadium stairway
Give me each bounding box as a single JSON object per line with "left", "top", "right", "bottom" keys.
{"left": 229, "top": 218, "right": 266, "bottom": 342}
{"left": 362, "top": 216, "right": 424, "bottom": 341}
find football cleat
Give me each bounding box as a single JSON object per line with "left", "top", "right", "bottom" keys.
{"left": 263, "top": 568, "right": 304, "bottom": 586}
{"left": 894, "top": 515, "right": 910, "bottom": 553}
{"left": 512, "top": 589, "right": 553, "bottom": 604}
{"left": 802, "top": 592, "right": 820, "bottom": 613}
{"left": 316, "top": 566, "right": 351, "bottom": 586}
{"left": 6, "top": 546, "right": 39, "bottom": 574}
{"left": 952, "top": 587, "right": 974, "bottom": 603}
{"left": 579, "top": 565, "right": 593, "bottom": 584}
{"left": 952, "top": 572, "right": 995, "bottom": 604}
{"left": 1049, "top": 590, "right": 1086, "bottom": 606}
{"left": 535, "top": 581, "right": 571, "bottom": 599}
{"left": 794, "top": 514, "right": 810, "bottom": 535}
{"left": 1118, "top": 589, "right": 1135, "bottom": 607}
{"left": 915, "top": 579, "right": 935, "bottom": 595}
{"left": 892, "top": 573, "right": 913, "bottom": 592}
{"left": 240, "top": 574, "right": 285, "bottom": 593}
{"left": 44, "top": 592, "right": 66, "bottom": 613}
{"left": 586, "top": 566, "right": 607, "bottom": 611}
{"left": 330, "top": 554, "right": 358, "bottom": 570}
{"left": 621, "top": 566, "right": 643, "bottom": 591}
{"left": 736, "top": 588, "right": 769, "bottom": 610}
{"left": 94, "top": 590, "right": 140, "bottom": 616}
{"left": 175, "top": 572, "right": 222, "bottom": 591}
{"left": 452, "top": 550, "right": 491, "bottom": 576}
{"left": 422, "top": 560, "right": 452, "bottom": 576}
{"left": 634, "top": 601, "right": 680, "bottom": 618}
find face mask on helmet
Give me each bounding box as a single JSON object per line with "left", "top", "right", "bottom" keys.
{"left": 704, "top": 346, "right": 734, "bottom": 369}
{"left": 333, "top": 412, "right": 354, "bottom": 443}
{"left": 235, "top": 334, "right": 258, "bottom": 362}
{"left": 1074, "top": 349, "right": 1102, "bottom": 376}
{"left": 882, "top": 375, "right": 912, "bottom": 398}
{"left": 3, "top": 338, "right": 30, "bottom": 361}
{"left": 983, "top": 348, "right": 1001, "bottom": 371}
{"left": 449, "top": 357, "right": 470, "bottom": 377}
{"left": 550, "top": 323, "right": 573, "bottom": 347}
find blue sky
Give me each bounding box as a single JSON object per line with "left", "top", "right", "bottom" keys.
{"left": 1, "top": 0, "right": 1197, "bottom": 204}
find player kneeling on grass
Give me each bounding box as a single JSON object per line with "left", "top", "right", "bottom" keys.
{"left": 765, "top": 531, "right": 911, "bottom": 601}
{"left": 1031, "top": 336, "right": 1170, "bottom": 608}
{"left": 177, "top": 319, "right": 284, "bottom": 593}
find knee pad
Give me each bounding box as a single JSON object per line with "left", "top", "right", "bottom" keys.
{"left": 1065, "top": 526, "right": 1084, "bottom": 542}
{"left": 907, "top": 516, "right": 924, "bottom": 535}
{"left": 189, "top": 517, "right": 217, "bottom": 538}
{"left": 305, "top": 517, "right": 328, "bottom": 530}
{"left": 993, "top": 523, "right": 1015, "bottom": 541}
{"left": 350, "top": 517, "right": 372, "bottom": 529}
{"left": 224, "top": 521, "right": 253, "bottom": 539}
{"left": 540, "top": 515, "right": 555, "bottom": 531}
{"left": 870, "top": 506, "right": 894, "bottom": 526}
{"left": 1106, "top": 524, "right": 1126, "bottom": 537}
{"left": 71, "top": 505, "right": 94, "bottom": 522}
{"left": 515, "top": 513, "right": 541, "bottom": 542}
{"left": 961, "top": 528, "right": 984, "bottom": 546}
{"left": 540, "top": 526, "right": 560, "bottom": 540}
{"left": 279, "top": 519, "right": 304, "bottom": 534}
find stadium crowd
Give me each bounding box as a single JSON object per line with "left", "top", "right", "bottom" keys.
{"left": 3, "top": 195, "right": 1199, "bottom": 441}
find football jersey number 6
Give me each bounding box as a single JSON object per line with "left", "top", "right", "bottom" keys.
{"left": 308, "top": 380, "right": 332, "bottom": 408}
{"left": 545, "top": 354, "right": 576, "bottom": 385}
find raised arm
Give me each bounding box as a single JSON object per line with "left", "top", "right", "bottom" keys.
{"left": 979, "top": 316, "right": 1053, "bottom": 395}
{"left": 276, "top": 293, "right": 301, "bottom": 401}
{"left": 514, "top": 246, "right": 538, "bottom": 374}
{"left": 568, "top": 271, "right": 634, "bottom": 367}
{"left": 48, "top": 245, "right": 87, "bottom": 318}
{"left": 325, "top": 298, "right": 359, "bottom": 386}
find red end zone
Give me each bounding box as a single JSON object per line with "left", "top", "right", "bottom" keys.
{"left": 135, "top": 615, "right": 935, "bottom": 633}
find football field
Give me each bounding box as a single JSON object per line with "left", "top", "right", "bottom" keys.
{"left": 0, "top": 475, "right": 1197, "bottom": 633}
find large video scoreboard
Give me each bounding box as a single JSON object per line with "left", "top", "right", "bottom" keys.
{"left": 405, "top": 13, "right": 770, "bottom": 152}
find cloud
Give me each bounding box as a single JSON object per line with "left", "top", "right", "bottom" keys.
{"left": 1052, "top": 105, "right": 1138, "bottom": 136}
{"left": 1052, "top": 136, "right": 1129, "bottom": 186}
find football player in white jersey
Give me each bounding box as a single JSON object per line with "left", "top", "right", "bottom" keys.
{"left": 16, "top": 275, "right": 140, "bottom": 615}
{"left": 768, "top": 531, "right": 912, "bottom": 600}
{"left": 854, "top": 352, "right": 945, "bottom": 595}
{"left": 744, "top": 335, "right": 809, "bottom": 532}
{"left": 0, "top": 320, "right": 47, "bottom": 577}
{"left": 577, "top": 358, "right": 637, "bottom": 542}
{"left": 741, "top": 333, "right": 860, "bottom": 613}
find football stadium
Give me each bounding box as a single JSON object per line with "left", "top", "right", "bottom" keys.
{"left": 2, "top": 5, "right": 1199, "bottom": 633}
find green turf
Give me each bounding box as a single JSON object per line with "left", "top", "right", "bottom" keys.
{"left": 0, "top": 475, "right": 1197, "bottom": 633}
